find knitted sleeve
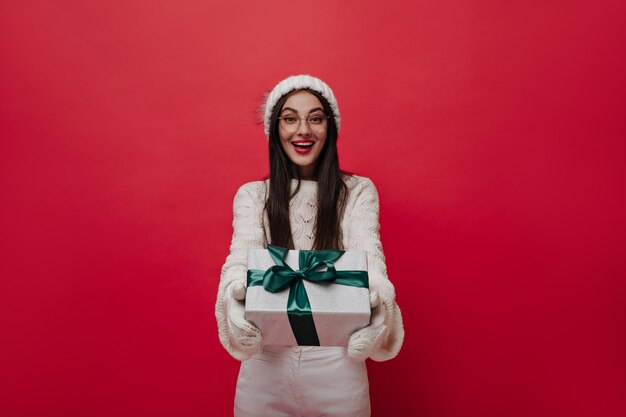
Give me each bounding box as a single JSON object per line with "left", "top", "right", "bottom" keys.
{"left": 215, "top": 182, "right": 266, "bottom": 359}
{"left": 345, "top": 177, "right": 405, "bottom": 361}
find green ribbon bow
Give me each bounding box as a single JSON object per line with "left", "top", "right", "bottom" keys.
{"left": 247, "top": 245, "right": 369, "bottom": 346}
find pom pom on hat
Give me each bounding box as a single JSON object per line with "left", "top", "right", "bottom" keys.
{"left": 262, "top": 74, "right": 341, "bottom": 138}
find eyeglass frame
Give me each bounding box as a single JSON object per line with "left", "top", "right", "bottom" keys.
{"left": 276, "top": 112, "right": 331, "bottom": 133}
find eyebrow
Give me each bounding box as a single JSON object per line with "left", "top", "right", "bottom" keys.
{"left": 280, "top": 107, "right": 325, "bottom": 115}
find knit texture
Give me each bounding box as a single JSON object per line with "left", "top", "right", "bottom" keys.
{"left": 215, "top": 175, "right": 404, "bottom": 361}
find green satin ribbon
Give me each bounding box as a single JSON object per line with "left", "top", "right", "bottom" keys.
{"left": 247, "top": 245, "right": 369, "bottom": 346}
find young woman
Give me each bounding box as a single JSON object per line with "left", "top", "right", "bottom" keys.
{"left": 216, "top": 74, "right": 404, "bottom": 417}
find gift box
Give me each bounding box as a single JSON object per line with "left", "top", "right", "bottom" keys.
{"left": 245, "top": 245, "right": 371, "bottom": 347}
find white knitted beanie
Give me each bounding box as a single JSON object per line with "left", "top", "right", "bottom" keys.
{"left": 263, "top": 74, "right": 341, "bottom": 138}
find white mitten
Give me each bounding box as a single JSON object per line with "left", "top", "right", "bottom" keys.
{"left": 222, "top": 281, "right": 262, "bottom": 360}
{"left": 347, "top": 289, "right": 389, "bottom": 361}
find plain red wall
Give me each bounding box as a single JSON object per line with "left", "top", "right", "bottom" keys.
{"left": 1, "top": 1, "right": 625, "bottom": 416}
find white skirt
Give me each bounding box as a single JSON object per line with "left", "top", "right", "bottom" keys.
{"left": 234, "top": 346, "right": 371, "bottom": 417}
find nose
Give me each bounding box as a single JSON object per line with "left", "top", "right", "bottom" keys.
{"left": 296, "top": 116, "right": 311, "bottom": 135}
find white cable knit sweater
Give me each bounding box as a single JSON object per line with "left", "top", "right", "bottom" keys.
{"left": 216, "top": 174, "right": 404, "bottom": 361}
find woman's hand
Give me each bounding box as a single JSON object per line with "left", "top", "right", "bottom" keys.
{"left": 347, "top": 289, "right": 390, "bottom": 361}
{"left": 343, "top": 176, "right": 405, "bottom": 361}
{"left": 222, "top": 281, "right": 262, "bottom": 360}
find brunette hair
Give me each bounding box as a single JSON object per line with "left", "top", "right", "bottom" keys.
{"left": 262, "top": 89, "right": 351, "bottom": 250}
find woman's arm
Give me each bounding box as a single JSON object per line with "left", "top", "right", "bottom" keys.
{"left": 344, "top": 177, "right": 405, "bottom": 361}
{"left": 215, "top": 182, "right": 267, "bottom": 360}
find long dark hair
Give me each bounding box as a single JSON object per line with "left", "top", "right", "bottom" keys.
{"left": 262, "top": 88, "right": 350, "bottom": 250}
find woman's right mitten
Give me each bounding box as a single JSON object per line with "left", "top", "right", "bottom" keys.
{"left": 222, "top": 281, "right": 262, "bottom": 360}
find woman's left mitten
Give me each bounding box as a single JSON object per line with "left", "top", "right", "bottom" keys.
{"left": 347, "top": 289, "right": 389, "bottom": 361}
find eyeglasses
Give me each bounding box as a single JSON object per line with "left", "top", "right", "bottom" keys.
{"left": 277, "top": 113, "right": 330, "bottom": 133}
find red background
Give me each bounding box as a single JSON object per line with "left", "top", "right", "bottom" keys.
{"left": 1, "top": 1, "right": 625, "bottom": 416}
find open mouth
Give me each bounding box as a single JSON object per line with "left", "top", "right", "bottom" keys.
{"left": 292, "top": 141, "right": 314, "bottom": 149}
{"left": 292, "top": 141, "right": 315, "bottom": 154}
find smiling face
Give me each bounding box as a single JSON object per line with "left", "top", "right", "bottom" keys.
{"left": 278, "top": 90, "right": 328, "bottom": 180}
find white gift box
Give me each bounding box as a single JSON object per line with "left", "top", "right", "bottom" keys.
{"left": 245, "top": 248, "right": 371, "bottom": 346}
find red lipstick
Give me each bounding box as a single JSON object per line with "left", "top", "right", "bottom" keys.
{"left": 292, "top": 140, "right": 314, "bottom": 155}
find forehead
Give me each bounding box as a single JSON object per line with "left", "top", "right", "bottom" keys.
{"left": 281, "top": 90, "right": 323, "bottom": 112}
